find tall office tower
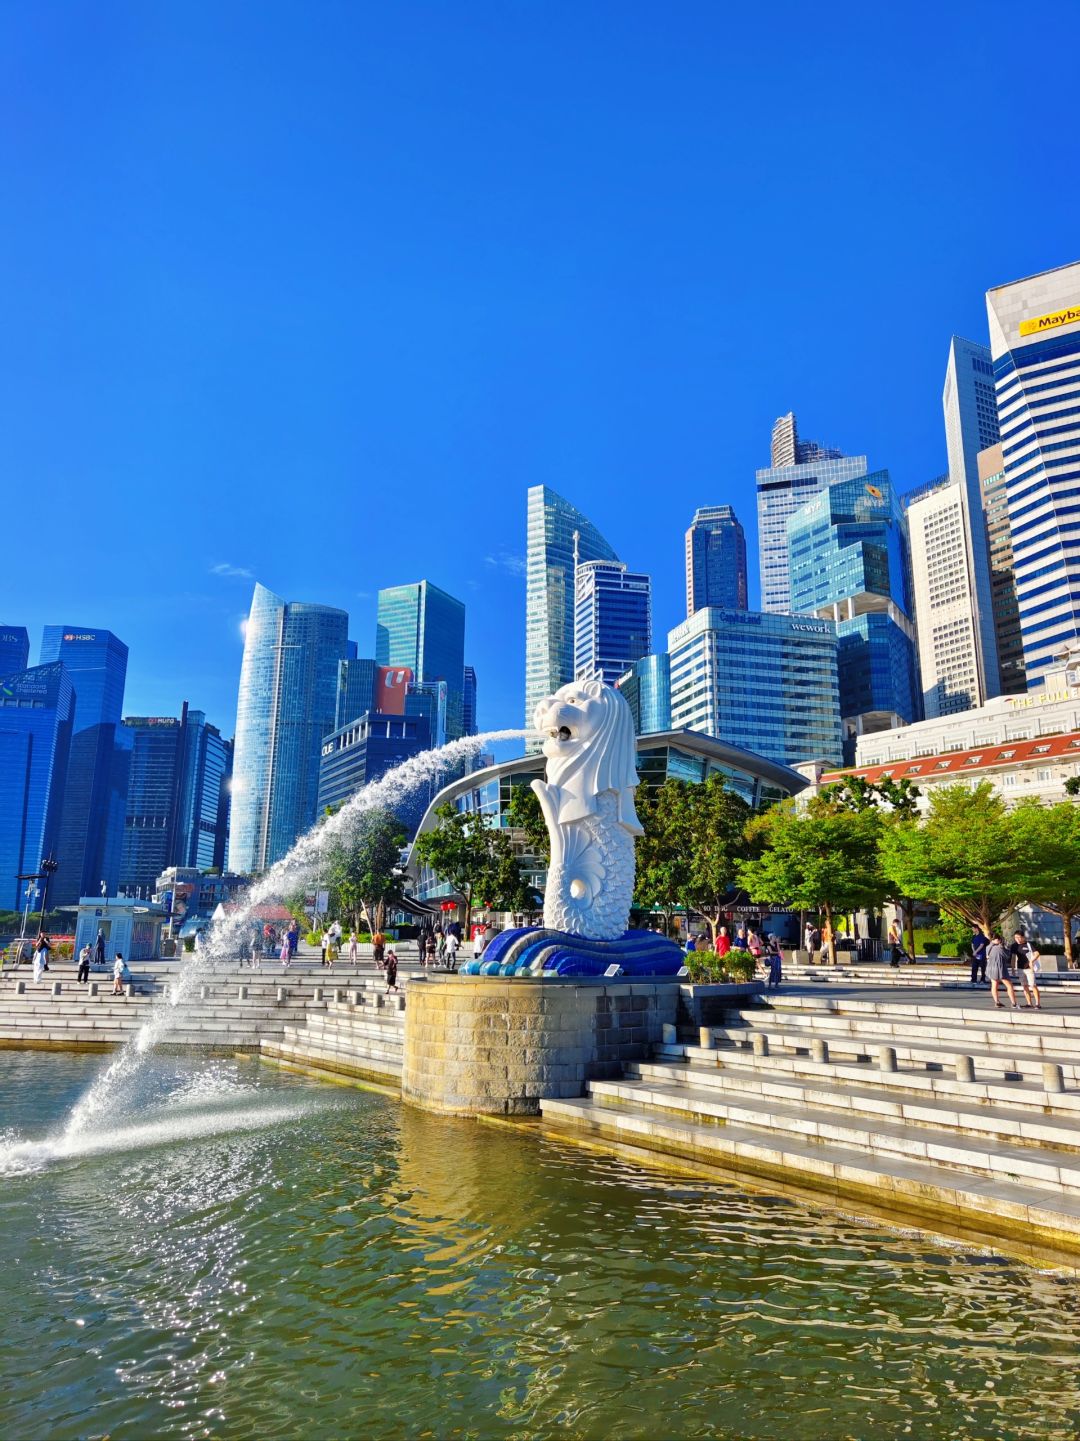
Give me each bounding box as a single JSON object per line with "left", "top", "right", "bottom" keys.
{"left": 335, "top": 657, "right": 377, "bottom": 729}
{"left": 525, "top": 485, "right": 619, "bottom": 727}
{"left": 942, "top": 336, "right": 1002, "bottom": 701}
{"left": 214, "top": 738, "right": 233, "bottom": 873}
{"left": 119, "top": 707, "right": 233, "bottom": 894}
{"left": 38, "top": 626, "right": 129, "bottom": 904}
{"left": 463, "top": 665, "right": 478, "bottom": 736}
{"left": 978, "top": 443, "right": 1026, "bottom": 695}
{"left": 0, "top": 626, "right": 29, "bottom": 677}
{"left": 616, "top": 653, "right": 671, "bottom": 735}
{"left": 986, "top": 263, "right": 1080, "bottom": 689}
{"left": 788, "top": 470, "right": 919, "bottom": 751}
{"left": 0, "top": 663, "right": 75, "bottom": 909}
{"left": 684, "top": 506, "right": 747, "bottom": 616}
{"left": 230, "top": 583, "right": 350, "bottom": 873}
{"left": 573, "top": 560, "right": 651, "bottom": 687}
{"left": 756, "top": 433, "right": 867, "bottom": 613}
{"left": 770, "top": 412, "right": 845, "bottom": 469}
{"left": 376, "top": 581, "right": 465, "bottom": 740}
{"left": 906, "top": 478, "right": 986, "bottom": 717}
{"left": 667, "top": 609, "right": 842, "bottom": 767}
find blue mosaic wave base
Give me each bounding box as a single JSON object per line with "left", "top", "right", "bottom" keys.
{"left": 460, "top": 927, "right": 685, "bottom": 978}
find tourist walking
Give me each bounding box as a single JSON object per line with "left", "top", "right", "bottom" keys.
{"left": 425, "top": 931, "right": 437, "bottom": 966}
{"left": 372, "top": 931, "right": 386, "bottom": 969}
{"left": 1009, "top": 930, "right": 1042, "bottom": 1009}
{"left": 444, "top": 930, "right": 460, "bottom": 971}
{"left": 970, "top": 928, "right": 988, "bottom": 985}
{"left": 250, "top": 934, "right": 261, "bottom": 969}
{"left": 280, "top": 933, "right": 291, "bottom": 970}
{"left": 320, "top": 928, "right": 330, "bottom": 967}
{"left": 888, "top": 919, "right": 904, "bottom": 967}
{"left": 77, "top": 943, "right": 92, "bottom": 983}
{"left": 112, "top": 953, "right": 126, "bottom": 995}
{"left": 95, "top": 929, "right": 106, "bottom": 967}
{"left": 986, "top": 933, "right": 1018, "bottom": 1009}
{"left": 32, "top": 934, "right": 50, "bottom": 985}
{"left": 765, "top": 934, "right": 783, "bottom": 991}
{"left": 733, "top": 923, "right": 748, "bottom": 951}
{"left": 821, "top": 918, "right": 834, "bottom": 963}
{"left": 716, "top": 927, "right": 731, "bottom": 958}
{"left": 385, "top": 948, "right": 399, "bottom": 992}
{"left": 349, "top": 930, "right": 359, "bottom": 964}
{"left": 288, "top": 921, "right": 299, "bottom": 958}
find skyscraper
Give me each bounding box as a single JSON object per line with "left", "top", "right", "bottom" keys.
{"left": 942, "top": 336, "right": 1001, "bottom": 701}
{"left": 0, "top": 663, "right": 75, "bottom": 909}
{"left": 176, "top": 710, "right": 232, "bottom": 871}
{"left": 0, "top": 626, "right": 29, "bottom": 677}
{"left": 463, "top": 665, "right": 478, "bottom": 736}
{"left": 979, "top": 443, "right": 1026, "bottom": 695}
{"left": 756, "top": 421, "right": 866, "bottom": 613}
{"left": 986, "top": 262, "right": 1080, "bottom": 689}
{"left": 667, "top": 609, "right": 842, "bottom": 767}
{"left": 684, "top": 506, "right": 747, "bottom": 615}
{"left": 906, "top": 478, "right": 986, "bottom": 717}
{"left": 335, "top": 657, "right": 377, "bottom": 730}
{"left": 38, "top": 626, "right": 129, "bottom": 904}
{"left": 230, "top": 583, "right": 350, "bottom": 873}
{"left": 616, "top": 653, "right": 671, "bottom": 735}
{"left": 573, "top": 560, "right": 651, "bottom": 687}
{"left": 525, "top": 485, "right": 619, "bottom": 726}
{"left": 376, "top": 581, "right": 465, "bottom": 740}
{"left": 788, "top": 470, "right": 919, "bottom": 748}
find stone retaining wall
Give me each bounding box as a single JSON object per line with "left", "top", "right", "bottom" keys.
{"left": 402, "top": 974, "right": 680, "bottom": 1116}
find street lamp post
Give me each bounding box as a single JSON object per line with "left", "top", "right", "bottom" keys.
{"left": 37, "top": 856, "right": 59, "bottom": 938}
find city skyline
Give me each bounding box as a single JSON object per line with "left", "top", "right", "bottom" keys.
{"left": 5, "top": 3, "right": 1077, "bottom": 736}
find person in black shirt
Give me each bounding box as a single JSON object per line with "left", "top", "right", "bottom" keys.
{"left": 970, "top": 928, "right": 988, "bottom": 985}
{"left": 1008, "top": 930, "right": 1042, "bottom": 1009}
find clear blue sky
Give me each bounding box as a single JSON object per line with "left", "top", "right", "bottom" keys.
{"left": 2, "top": 1, "right": 1078, "bottom": 736}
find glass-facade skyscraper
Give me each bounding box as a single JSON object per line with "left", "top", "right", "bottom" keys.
{"left": 978, "top": 442, "right": 1026, "bottom": 695}
{"left": 463, "top": 665, "right": 478, "bottom": 736}
{"left": 616, "top": 652, "right": 672, "bottom": 735}
{"left": 573, "top": 560, "right": 651, "bottom": 687}
{"left": 667, "top": 609, "right": 842, "bottom": 767}
{"left": 335, "top": 657, "right": 377, "bottom": 730}
{"left": 942, "top": 335, "right": 1001, "bottom": 703}
{"left": 0, "top": 663, "right": 75, "bottom": 910}
{"left": 230, "top": 583, "right": 350, "bottom": 873}
{"left": 376, "top": 581, "right": 465, "bottom": 740}
{"left": 986, "top": 262, "right": 1080, "bottom": 689}
{"left": 525, "top": 484, "right": 619, "bottom": 727}
{"left": 38, "top": 626, "right": 129, "bottom": 904}
{"left": 787, "top": 469, "right": 919, "bottom": 747}
{"left": 0, "top": 626, "right": 29, "bottom": 678}
{"left": 756, "top": 438, "right": 867, "bottom": 614}
{"left": 684, "top": 506, "right": 747, "bottom": 615}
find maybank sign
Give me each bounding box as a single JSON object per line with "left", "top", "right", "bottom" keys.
{"left": 1019, "top": 304, "right": 1080, "bottom": 338}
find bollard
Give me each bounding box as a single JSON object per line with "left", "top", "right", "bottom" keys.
{"left": 313, "top": 987, "right": 324, "bottom": 1003}
{"left": 878, "top": 1045, "right": 898, "bottom": 1073}
{"left": 752, "top": 1032, "right": 770, "bottom": 1058}
{"left": 375, "top": 994, "right": 385, "bottom": 1009}
{"left": 51, "top": 980, "right": 62, "bottom": 997}
{"left": 200, "top": 985, "right": 210, "bottom": 1001}
{"left": 124, "top": 983, "right": 133, "bottom": 998}
{"left": 88, "top": 981, "right": 99, "bottom": 997}
{"left": 334, "top": 987, "right": 345, "bottom": 1004}
{"left": 811, "top": 1038, "right": 829, "bottom": 1064}
{"left": 699, "top": 1025, "right": 714, "bottom": 1050}
{"left": 238, "top": 985, "right": 249, "bottom": 1001}
{"left": 351, "top": 990, "right": 364, "bottom": 1006}
{"left": 276, "top": 986, "right": 286, "bottom": 1003}
{"left": 955, "top": 1054, "right": 975, "bottom": 1083}
{"left": 15, "top": 979, "right": 26, "bottom": 995}
{"left": 396, "top": 994, "right": 406, "bottom": 1012}
{"left": 1043, "top": 1062, "right": 1065, "bottom": 1094}
{"left": 661, "top": 1022, "right": 677, "bottom": 1045}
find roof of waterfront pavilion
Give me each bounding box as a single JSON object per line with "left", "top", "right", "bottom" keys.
{"left": 408, "top": 728, "right": 806, "bottom": 870}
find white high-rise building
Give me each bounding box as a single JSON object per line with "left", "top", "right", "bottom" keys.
{"left": 906, "top": 479, "right": 984, "bottom": 717}
{"left": 942, "top": 336, "right": 1001, "bottom": 701}
{"left": 986, "top": 262, "right": 1080, "bottom": 690}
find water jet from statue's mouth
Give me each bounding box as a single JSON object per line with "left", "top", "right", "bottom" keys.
{"left": 549, "top": 726, "right": 572, "bottom": 742}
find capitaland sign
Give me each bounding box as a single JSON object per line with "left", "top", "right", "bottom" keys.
{"left": 1019, "top": 304, "right": 1080, "bottom": 339}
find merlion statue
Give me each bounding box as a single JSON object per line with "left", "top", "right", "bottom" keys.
{"left": 531, "top": 679, "right": 644, "bottom": 941}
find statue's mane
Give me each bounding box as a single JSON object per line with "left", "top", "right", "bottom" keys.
{"left": 540, "top": 681, "right": 642, "bottom": 832}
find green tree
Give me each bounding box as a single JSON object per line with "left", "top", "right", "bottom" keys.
{"left": 507, "top": 782, "right": 550, "bottom": 865}
{"left": 412, "top": 803, "right": 535, "bottom": 933}
{"left": 633, "top": 780, "right": 694, "bottom": 934}
{"left": 739, "top": 801, "right": 887, "bottom": 962}
{"left": 325, "top": 808, "right": 407, "bottom": 933}
{"left": 878, "top": 782, "right": 1032, "bottom": 939}
{"left": 818, "top": 775, "right": 923, "bottom": 955}
{"left": 1014, "top": 800, "right": 1080, "bottom": 967}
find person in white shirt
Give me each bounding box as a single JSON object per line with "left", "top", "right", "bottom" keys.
{"left": 112, "top": 954, "right": 126, "bottom": 995}
{"left": 444, "top": 931, "right": 460, "bottom": 972}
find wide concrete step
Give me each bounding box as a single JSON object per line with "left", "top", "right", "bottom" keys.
{"left": 539, "top": 1095, "right": 1080, "bottom": 1260}
{"left": 729, "top": 1007, "right": 1080, "bottom": 1051}
{"left": 638, "top": 1050, "right": 1080, "bottom": 1115}
{"left": 262, "top": 1039, "right": 402, "bottom": 1082}
{"left": 628, "top": 1059, "right": 1080, "bottom": 1149}
{"left": 759, "top": 994, "right": 1080, "bottom": 1032}
{"left": 585, "top": 1077, "right": 1080, "bottom": 1196}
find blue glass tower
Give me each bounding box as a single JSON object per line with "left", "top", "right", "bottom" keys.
{"left": 37, "top": 626, "right": 129, "bottom": 904}
{"left": 787, "top": 470, "right": 919, "bottom": 747}
{"left": 230, "top": 584, "right": 350, "bottom": 873}
{"left": 573, "top": 560, "right": 651, "bottom": 686}
{"left": 685, "top": 506, "right": 747, "bottom": 615}
{"left": 616, "top": 653, "right": 672, "bottom": 735}
{"left": 335, "top": 657, "right": 377, "bottom": 729}
{"left": 0, "top": 626, "right": 29, "bottom": 678}
{"left": 376, "top": 581, "right": 465, "bottom": 740}
{"left": 0, "top": 663, "right": 76, "bottom": 909}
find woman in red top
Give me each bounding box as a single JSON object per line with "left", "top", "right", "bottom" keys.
{"left": 716, "top": 926, "right": 731, "bottom": 957}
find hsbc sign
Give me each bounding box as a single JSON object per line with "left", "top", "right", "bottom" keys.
{"left": 63, "top": 633, "right": 97, "bottom": 642}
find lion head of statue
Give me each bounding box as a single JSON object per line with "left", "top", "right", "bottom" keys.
{"left": 532, "top": 678, "right": 643, "bottom": 833}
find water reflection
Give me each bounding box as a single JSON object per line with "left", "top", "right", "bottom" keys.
{"left": 2, "top": 1052, "right": 1080, "bottom": 1441}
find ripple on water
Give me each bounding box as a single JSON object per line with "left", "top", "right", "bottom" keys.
{"left": 2, "top": 1051, "right": 1080, "bottom": 1441}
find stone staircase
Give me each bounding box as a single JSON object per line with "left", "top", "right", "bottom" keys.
{"left": 540, "top": 990, "right": 1080, "bottom": 1265}
{"left": 261, "top": 994, "right": 406, "bottom": 1087}
{"left": 779, "top": 959, "right": 1080, "bottom": 988}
